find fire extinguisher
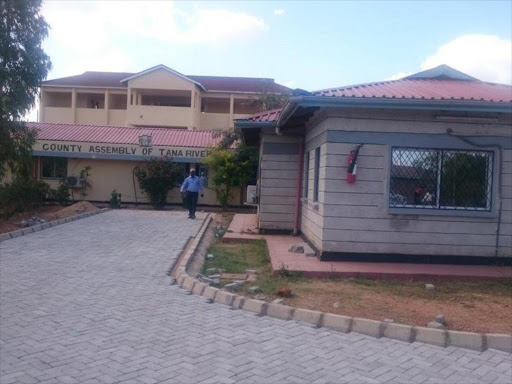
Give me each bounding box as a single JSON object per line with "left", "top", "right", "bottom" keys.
{"left": 347, "top": 144, "right": 364, "bottom": 183}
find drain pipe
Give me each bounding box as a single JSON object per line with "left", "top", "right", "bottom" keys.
{"left": 293, "top": 138, "right": 305, "bottom": 235}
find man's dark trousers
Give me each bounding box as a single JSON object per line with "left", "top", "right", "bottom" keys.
{"left": 186, "top": 191, "right": 198, "bottom": 218}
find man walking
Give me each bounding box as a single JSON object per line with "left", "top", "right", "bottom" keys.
{"left": 180, "top": 168, "right": 204, "bottom": 219}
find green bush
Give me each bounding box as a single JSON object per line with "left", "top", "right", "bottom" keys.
{"left": 109, "top": 189, "right": 121, "bottom": 209}
{"left": 0, "top": 179, "right": 50, "bottom": 217}
{"left": 134, "top": 159, "right": 182, "bottom": 209}
{"left": 48, "top": 183, "right": 70, "bottom": 203}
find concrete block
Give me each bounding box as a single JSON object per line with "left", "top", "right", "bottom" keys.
{"left": 57, "top": 219, "right": 65, "bottom": 225}
{"left": 242, "top": 299, "right": 267, "bottom": 315}
{"left": 10, "top": 230, "right": 23, "bottom": 238}
{"left": 293, "top": 308, "right": 322, "bottom": 327}
{"left": 383, "top": 322, "right": 414, "bottom": 343}
{"left": 64, "top": 217, "right": 72, "bottom": 223}
{"left": 181, "top": 276, "right": 196, "bottom": 291}
{"left": 21, "top": 228, "right": 34, "bottom": 235}
{"left": 214, "top": 290, "right": 236, "bottom": 306}
{"left": 49, "top": 221, "right": 59, "bottom": 227}
{"left": 486, "top": 333, "right": 512, "bottom": 353}
{"left": 414, "top": 326, "right": 447, "bottom": 347}
{"left": 352, "top": 318, "right": 383, "bottom": 338}
{"left": 448, "top": 330, "right": 485, "bottom": 352}
{"left": 202, "top": 286, "right": 219, "bottom": 301}
{"left": 322, "top": 313, "right": 353, "bottom": 333}
{"left": 266, "top": 303, "right": 294, "bottom": 320}
{"left": 232, "top": 296, "right": 245, "bottom": 309}
{"left": 31, "top": 224, "right": 42, "bottom": 232}
{"left": 41, "top": 222, "right": 51, "bottom": 229}
{"left": 0, "top": 233, "right": 12, "bottom": 242}
{"left": 192, "top": 282, "right": 207, "bottom": 296}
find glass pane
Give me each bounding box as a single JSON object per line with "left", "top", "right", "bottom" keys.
{"left": 440, "top": 151, "right": 492, "bottom": 210}
{"left": 390, "top": 148, "right": 438, "bottom": 208}
{"left": 41, "top": 158, "right": 54, "bottom": 178}
{"left": 54, "top": 158, "right": 67, "bottom": 179}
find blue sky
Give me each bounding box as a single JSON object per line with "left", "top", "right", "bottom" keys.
{"left": 41, "top": 0, "right": 511, "bottom": 91}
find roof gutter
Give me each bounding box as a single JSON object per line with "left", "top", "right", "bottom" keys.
{"left": 276, "top": 96, "right": 512, "bottom": 134}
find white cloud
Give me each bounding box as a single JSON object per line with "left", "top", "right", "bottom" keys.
{"left": 43, "top": 1, "right": 267, "bottom": 47}
{"left": 389, "top": 34, "right": 511, "bottom": 84}
{"left": 421, "top": 34, "right": 511, "bottom": 84}
{"left": 385, "top": 71, "right": 413, "bottom": 81}
{"left": 273, "top": 9, "right": 286, "bottom": 16}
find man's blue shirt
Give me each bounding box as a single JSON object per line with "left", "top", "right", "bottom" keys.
{"left": 181, "top": 176, "right": 204, "bottom": 193}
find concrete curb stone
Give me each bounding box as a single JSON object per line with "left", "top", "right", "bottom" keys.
{"left": 215, "top": 290, "right": 236, "bottom": 306}
{"left": 192, "top": 282, "right": 207, "bottom": 296}
{"left": 293, "top": 308, "right": 323, "bottom": 327}
{"left": 486, "top": 334, "right": 512, "bottom": 353}
{"left": 266, "top": 303, "right": 295, "bottom": 320}
{"left": 352, "top": 318, "right": 383, "bottom": 338}
{"left": 21, "top": 228, "right": 34, "bottom": 235}
{"left": 32, "top": 224, "right": 43, "bottom": 232}
{"left": 202, "top": 286, "right": 219, "bottom": 301}
{"left": 232, "top": 296, "right": 245, "bottom": 309}
{"left": 10, "top": 230, "right": 23, "bottom": 238}
{"left": 321, "top": 313, "right": 353, "bottom": 333}
{"left": 383, "top": 322, "right": 414, "bottom": 343}
{"left": 414, "top": 326, "right": 447, "bottom": 347}
{"left": 0, "top": 233, "right": 12, "bottom": 242}
{"left": 242, "top": 299, "right": 267, "bottom": 315}
{"left": 175, "top": 214, "right": 512, "bottom": 353}
{"left": 181, "top": 276, "right": 196, "bottom": 292}
{"left": 448, "top": 330, "right": 485, "bottom": 352}
{"left": 41, "top": 223, "right": 51, "bottom": 229}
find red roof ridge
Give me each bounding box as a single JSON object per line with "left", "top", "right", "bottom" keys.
{"left": 27, "top": 121, "right": 225, "bottom": 134}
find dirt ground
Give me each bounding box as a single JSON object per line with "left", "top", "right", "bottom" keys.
{"left": 207, "top": 241, "right": 512, "bottom": 334}
{"left": 278, "top": 278, "right": 512, "bottom": 334}
{"left": 0, "top": 202, "right": 99, "bottom": 234}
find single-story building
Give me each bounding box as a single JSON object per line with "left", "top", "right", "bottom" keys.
{"left": 27, "top": 122, "right": 242, "bottom": 205}
{"left": 236, "top": 65, "right": 512, "bottom": 264}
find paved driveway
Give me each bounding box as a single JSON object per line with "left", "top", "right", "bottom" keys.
{"left": 1, "top": 210, "right": 510, "bottom": 384}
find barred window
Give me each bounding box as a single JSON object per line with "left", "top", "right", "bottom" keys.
{"left": 390, "top": 148, "right": 493, "bottom": 211}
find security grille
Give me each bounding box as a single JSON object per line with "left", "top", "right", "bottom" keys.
{"left": 390, "top": 148, "right": 493, "bottom": 211}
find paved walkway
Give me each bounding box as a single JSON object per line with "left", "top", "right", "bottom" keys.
{"left": 225, "top": 214, "right": 512, "bottom": 279}
{"left": 1, "top": 210, "right": 510, "bottom": 384}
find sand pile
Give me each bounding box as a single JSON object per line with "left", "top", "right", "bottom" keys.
{"left": 50, "top": 201, "right": 99, "bottom": 220}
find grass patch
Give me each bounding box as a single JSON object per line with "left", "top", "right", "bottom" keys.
{"left": 202, "top": 240, "right": 270, "bottom": 274}
{"left": 201, "top": 239, "right": 512, "bottom": 333}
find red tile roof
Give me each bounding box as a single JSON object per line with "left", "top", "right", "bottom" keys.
{"left": 313, "top": 79, "right": 512, "bottom": 103}
{"left": 244, "top": 109, "right": 282, "bottom": 123}
{"left": 29, "top": 122, "right": 224, "bottom": 148}
{"left": 42, "top": 71, "right": 291, "bottom": 93}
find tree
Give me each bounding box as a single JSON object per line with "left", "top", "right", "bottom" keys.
{"left": 206, "top": 145, "right": 258, "bottom": 209}
{"left": 0, "top": 0, "right": 52, "bottom": 181}
{"left": 134, "top": 158, "right": 183, "bottom": 209}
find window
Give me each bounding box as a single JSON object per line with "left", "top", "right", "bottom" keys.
{"left": 313, "top": 147, "right": 320, "bottom": 202}
{"left": 41, "top": 157, "right": 67, "bottom": 180}
{"left": 389, "top": 147, "right": 493, "bottom": 211}
{"left": 303, "top": 151, "right": 310, "bottom": 198}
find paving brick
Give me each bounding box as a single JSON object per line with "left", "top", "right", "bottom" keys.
{"left": 1, "top": 210, "right": 509, "bottom": 384}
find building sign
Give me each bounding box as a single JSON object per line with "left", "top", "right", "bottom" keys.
{"left": 33, "top": 140, "right": 212, "bottom": 162}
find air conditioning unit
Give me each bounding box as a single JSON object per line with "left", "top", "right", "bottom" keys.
{"left": 66, "top": 176, "right": 84, "bottom": 188}
{"left": 246, "top": 185, "right": 258, "bottom": 204}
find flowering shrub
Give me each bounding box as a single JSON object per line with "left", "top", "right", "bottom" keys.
{"left": 134, "top": 158, "right": 182, "bottom": 209}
